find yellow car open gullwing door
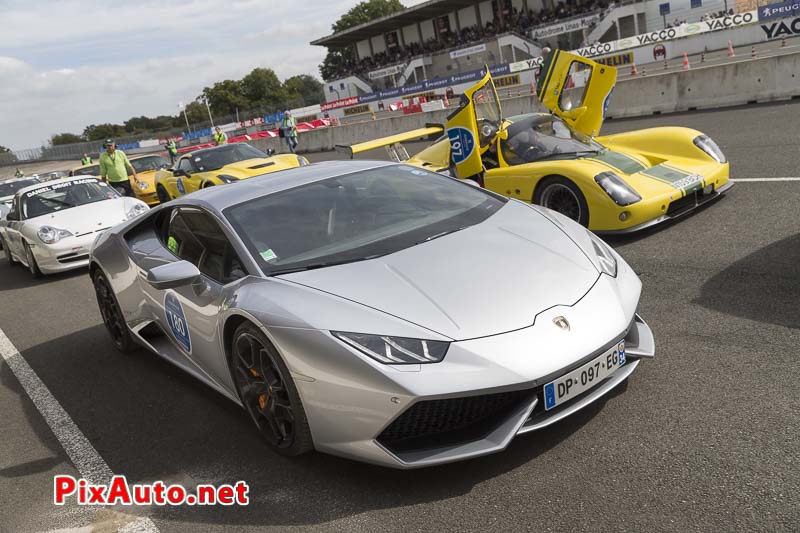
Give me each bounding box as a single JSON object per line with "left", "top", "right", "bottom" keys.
{"left": 445, "top": 69, "right": 502, "bottom": 180}
{"left": 537, "top": 50, "right": 617, "bottom": 138}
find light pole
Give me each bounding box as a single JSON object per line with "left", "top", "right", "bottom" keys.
{"left": 179, "top": 102, "right": 191, "bottom": 133}
{"left": 204, "top": 96, "right": 215, "bottom": 128}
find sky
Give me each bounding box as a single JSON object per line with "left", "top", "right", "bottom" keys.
{"left": 0, "top": 0, "right": 426, "bottom": 151}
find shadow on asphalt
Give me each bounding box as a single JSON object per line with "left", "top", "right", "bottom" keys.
{"left": 0, "top": 257, "right": 87, "bottom": 291}
{"left": 9, "top": 322, "right": 628, "bottom": 527}
{"left": 694, "top": 233, "right": 800, "bottom": 330}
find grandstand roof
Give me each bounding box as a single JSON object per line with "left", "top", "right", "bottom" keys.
{"left": 311, "top": 0, "right": 478, "bottom": 48}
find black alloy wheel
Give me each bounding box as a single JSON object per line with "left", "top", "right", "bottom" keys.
{"left": 24, "top": 242, "right": 42, "bottom": 278}
{"left": 231, "top": 322, "right": 313, "bottom": 456}
{"left": 92, "top": 270, "right": 136, "bottom": 353}
{"left": 156, "top": 185, "right": 171, "bottom": 204}
{"left": 535, "top": 176, "right": 590, "bottom": 227}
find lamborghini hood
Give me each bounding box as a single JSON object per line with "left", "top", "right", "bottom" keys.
{"left": 280, "top": 201, "right": 600, "bottom": 341}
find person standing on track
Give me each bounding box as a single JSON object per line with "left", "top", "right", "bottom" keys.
{"left": 99, "top": 140, "right": 138, "bottom": 197}
{"left": 165, "top": 138, "right": 178, "bottom": 164}
{"left": 213, "top": 127, "right": 227, "bottom": 146}
{"left": 14, "top": 168, "right": 23, "bottom": 178}
{"left": 280, "top": 111, "right": 298, "bottom": 153}
{"left": 81, "top": 153, "right": 92, "bottom": 165}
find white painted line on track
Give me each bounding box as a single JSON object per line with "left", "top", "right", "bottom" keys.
{"left": 0, "top": 328, "right": 160, "bottom": 533}
{"left": 733, "top": 177, "right": 800, "bottom": 182}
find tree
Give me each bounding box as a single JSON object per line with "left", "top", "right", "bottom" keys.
{"left": 83, "top": 123, "right": 127, "bottom": 141}
{"left": 124, "top": 115, "right": 175, "bottom": 134}
{"left": 182, "top": 101, "right": 209, "bottom": 128}
{"left": 284, "top": 75, "right": 324, "bottom": 108}
{"left": 202, "top": 79, "right": 248, "bottom": 117}
{"left": 241, "top": 68, "right": 286, "bottom": 111}
{"left": 0, "top": 145, "right": 17, "bottom": 164}
{"left": 320, "top": 0, "right": 405, "bottom": 81}
{"left": 50, "top": 133, "right": 84, "bottom": 146}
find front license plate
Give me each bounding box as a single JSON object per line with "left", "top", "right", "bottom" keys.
{"left": 543, "top": 341, "right": 625, "bottom": 411}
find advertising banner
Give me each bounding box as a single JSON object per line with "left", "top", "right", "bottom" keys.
{"left": 530, "top": 15, "right": 600, "bottom": 39}
{"left": 758, "top": 0, "right": 800, "bottom": 21}
{"left": 368, "top": 64, "right": 405, "bottom": 80}
{"left": 761, "top": 15, "right": 800, "bottom": 37}
{"left": 450, "top": 44, "right": 487, "bottom": 59}
{"left": 320, "top": 96, "right": 360, "bottom": 111}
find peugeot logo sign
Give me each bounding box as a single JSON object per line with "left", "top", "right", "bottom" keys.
{"left": 553, "top": 316, "right": 570, "bottom": 331}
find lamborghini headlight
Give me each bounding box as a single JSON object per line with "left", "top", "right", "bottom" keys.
{"left": 594, "top": 172, "right": 641, "bottom": 206}
{"left": 586, "top": 230, "right": 617, "bottom": 277}
{"left": 216, "top": 174, "right": 239, "bottom": 183}
{"left": 332, "top": 332, "right": 449, "bottom": 364}
{"left": 126, "top": 202, "right": 149, "bottom": 220}
{"left": 37, "top": 226, "right": 73, "bottom": 244}
{"left": 297, "top": 156, "right": 310, "bottom": 167}
{"left": 693, "top": 134, "right": 726, "bottom": 163}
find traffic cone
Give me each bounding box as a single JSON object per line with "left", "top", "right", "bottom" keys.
{"left": 727, "top": 40, "right": 735, "bottom": 57}
{"left": 664, "top": 58, "right": 669, "bottom": 70}
{"left": 630, "top": 63, "right": 639, "bottom": 75}
{"left": 682, "top": 52, "right": 690, "bottom": 71}
{"left": 751, "top": 46, "right": 757, "bottom": 59}
{"left": 530, "top": 81, "right": 536, "bottom": 95}
{"left": 700, "top": 51, "right": 706, "bottom": 63}
{"left": 641, "top": 66, "right": 647, "bottom": 76}
{"left": 781, "top": 37, "right": 787, "bottom": 48}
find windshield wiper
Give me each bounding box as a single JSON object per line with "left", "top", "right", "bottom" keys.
{"left": 268, "top": 254, "right": 384, "bottom": 276}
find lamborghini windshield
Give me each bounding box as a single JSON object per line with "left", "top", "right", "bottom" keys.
{"left": 500, "top": 115, "right": 603, "bottom": 165}
{"left": 225, "top": 165, "right": 505, "bottom": 275}
{"left": 191, "top": 144, "right": 268, "bottom": 172}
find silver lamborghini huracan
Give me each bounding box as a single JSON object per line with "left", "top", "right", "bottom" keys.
{"left": 90, "top": 160, "right": 655, "bottom": 468}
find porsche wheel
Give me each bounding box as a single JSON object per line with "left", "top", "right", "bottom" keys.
{"left": 156, "top": 185, "right": 171, "bottom": 204}
{"left": 535, "top": 176, "right": 589, "bottom": 227}
{"left": 92, "top": 269, "right": 137, "bottom": 354}
{"left": 231, "top": 322, "right": 313, "bottom": 456}
{"left": 23, "top": 242, "right": 42, "bottom": 278}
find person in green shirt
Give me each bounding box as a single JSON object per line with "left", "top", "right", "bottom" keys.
{"left": 280, "top": 111, "right": 298, "bottom": 153}
{"left": 14, "top": 168, "right": 23, "bottom": 178}
{"left": 81, "top": 153, "right": 92, "bottom": 165}
{"left": 98, "top": 140, "right": 138, "bottom": 197}
{"left": 165, "top": 139, "right": 178, "bottom": 165}
{"left": 213, "top": 127, "right": 227, "bottom": 146}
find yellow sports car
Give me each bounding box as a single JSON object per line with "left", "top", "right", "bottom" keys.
{"left": 69, "top": 163, "right": 101, "bottom": 177}
{"left": 338, "top": 50, "right": 731, "bottom": 233}
{"left": 154, "top": 143, "right": 309, "bottom": 202}
{"left": 129, "top": 154, "right": 170, "bottom": 205}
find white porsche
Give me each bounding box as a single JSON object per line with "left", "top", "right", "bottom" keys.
{"left": 0, "top": 176, "right": 149, "bottom": 277}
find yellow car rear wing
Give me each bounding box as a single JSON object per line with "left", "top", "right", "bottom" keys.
{"left": 335, "top": 124, "right": 444, "bottom": 159}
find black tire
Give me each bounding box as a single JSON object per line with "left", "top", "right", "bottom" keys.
{"left": 23, "top": 242, "right": 42, "bottom": 278}
{"left": 2, "top": 235, "right": 15, "bottom": 264}
{"left": 230, "top": 321, "right": 313, "bottom": 457}
{"left": 534, "top": 176, "right": 590, "bottom": 227}
{"left": 92, "top": 269, "right": 137, "bottom": 354}
{"left": 202, "top": 181, "right": 215, "bottom": 189}
{"left": 156, "top": 185, "right": 171, "bottom": 204}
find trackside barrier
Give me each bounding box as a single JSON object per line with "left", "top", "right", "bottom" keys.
{"left": 245, "top": 52, "right": 800, "bottom": 154}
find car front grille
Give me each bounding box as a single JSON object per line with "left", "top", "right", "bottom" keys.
{"left": 377, "top": 389, "right": 534, "bottom": 454}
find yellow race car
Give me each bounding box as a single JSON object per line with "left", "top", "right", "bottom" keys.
{"left": 154, "top": 144, "right": 309, "bottom": 202}
{"left": 129, "top": 154, "right": 170, "bottom": 205}
{"left": 338, "top": 50, "right": 731, "bottom": 233}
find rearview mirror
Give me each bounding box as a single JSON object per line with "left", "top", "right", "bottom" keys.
{"left": 146, "top": 260, "right": 201, "bottom": 290}
{"left": 6, "top": 211, "right": 18, "bottom": 221}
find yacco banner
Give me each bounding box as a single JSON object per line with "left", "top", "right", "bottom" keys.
{"left": 509, "top": 56, "right": 544, "bottom": 72}
{"left": 530, "top": 15, "right": 600, "bottom": 39}
{"left": 450, "top": 43, "right": 487, "bottom": 59}
{"left": 761, "top": 15, "right": 800, "bottom": 37}
{"left": 758, "top": 0, "right": 800, "bottom": 21}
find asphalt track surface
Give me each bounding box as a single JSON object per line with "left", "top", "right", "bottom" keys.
{"left": 1, "top": 101, "right": 798, "bottom": 532}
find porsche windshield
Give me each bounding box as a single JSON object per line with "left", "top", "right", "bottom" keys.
{"left": 225, "top": 165, "right": 506, "bottom": 274}
{"left": 21, "top": 179, "right": 119, "bottom": 219}
{"left": 131, "top": 156, "right": 168, "bottom": 173}
{"left": 501, "top": 115, "right": 603, "bottom": 165}
{"left": 0, "top": 178, "right": 40, "bottom": 198}
{"left": 192, "top": 144, "right": 267, "bottom": 172}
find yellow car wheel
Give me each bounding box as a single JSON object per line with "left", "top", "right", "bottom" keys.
{"left": 156, "top": 185, "right": 171, "bottom": 204}
{"left": 534, "top": 176, "right": 590, "bottom": 227}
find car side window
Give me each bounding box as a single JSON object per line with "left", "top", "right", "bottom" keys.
{"left": 177, "top": 158, "right": 193, "bottom": 174}
{"left": 164, "top": 208, "right": 247, "bottom": 285}
{"left": 559, "top": 61, "right": 592, "bottom": 111}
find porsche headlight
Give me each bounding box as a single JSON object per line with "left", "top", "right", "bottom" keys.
{"left": 586, "top": 230, "right": 617, "bottom": 277}
{"left": 216, "top": 174, "right": 239, "bottom": 183}
{"left": 332, "top": 332, "right": 449, "bottom": 364}
{"left": 594, "top": 172, "right": 641, "bottom": 206}
{"left": 126, "top": 202, "right": 149, "bottom": 220}
{"left": 693, "top": 135, "right": 726, "bottom": 163}
{"left": 137, "top": 180, "right": 150, "bottom": 190}
{"left": 297, "top": 156, "right": 310, "bottom": 167}
{"left": 37, "top": 226, "right": 73, "bottom": 244}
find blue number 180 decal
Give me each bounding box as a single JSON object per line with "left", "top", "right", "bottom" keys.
{"left": 165, "top": 292, "right": 191, "bottom": 353}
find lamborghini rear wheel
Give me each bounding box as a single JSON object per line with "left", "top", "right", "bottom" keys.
{"left": 535, "top": 176, "right": 589, "bottom": 227}
{"left": 92, "top": 269, "right": 137, "bottom": 354}
{"left": 231, "top": 322, "right": 313, "bottom": 457}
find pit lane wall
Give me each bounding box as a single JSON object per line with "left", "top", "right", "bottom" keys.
{"left": 247, "top": 51, "right": 800, "bottom": 154}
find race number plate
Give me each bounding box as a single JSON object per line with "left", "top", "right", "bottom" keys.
{"left": 543, "top": 341, "right": 625, "bottom": 410}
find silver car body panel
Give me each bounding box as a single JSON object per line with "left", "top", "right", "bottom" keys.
{"left": 90, "top": 160, "right": 655, "bottom": 468}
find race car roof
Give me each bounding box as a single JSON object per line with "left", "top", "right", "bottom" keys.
{"left": 311, "top": 0, "right": 476, "bottom": 48}
{"left": 177, "top": 160, "right": 396, "bottom": 212}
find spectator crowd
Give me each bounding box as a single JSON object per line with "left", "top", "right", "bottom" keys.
{"left": 330, "top": 0, "right": 609, "bottom": 80}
